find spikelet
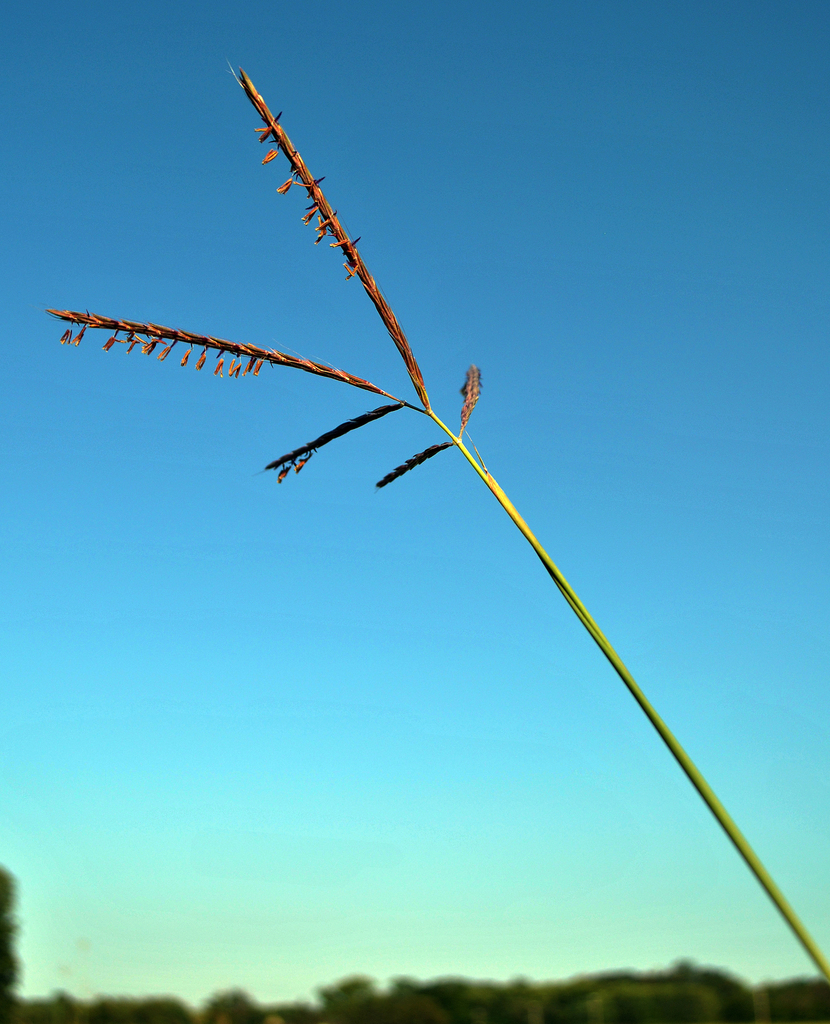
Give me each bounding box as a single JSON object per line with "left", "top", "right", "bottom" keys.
{"left": 72, "top": 325, "right": 87, "bottom": 346}
{"left": 214, "top": 356, "right": 224, "bottom": 377}
{"left": 375, "top": 443, "right": 453, "bottom": 489}
{"left": 242, "top": 356, "right": 256, "bottom": 375}
{"left": 141, "top": 339, "right": 158, "bottom": 355}
{"left": 195, "top": 348, "right": 207, "bottom": 371}
{"left": 103, "top": 336, "right": 119, "bottom": 351}
{"left": 157, "top": 341, "right": 176, "bottom": 361}
{"left": 180, "top": 347, "right": 192, "bottom": 367}
{"left": 262, "top": 149, "right": 279, "bottom": 164}
{"left": 59, "top": 329, "right": 72, "bottom": 344}
{"left": 459, "top": 365, "right": 481, "bottom": 434}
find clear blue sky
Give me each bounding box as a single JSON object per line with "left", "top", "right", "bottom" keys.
{"left": 2, "top": 0, "right": 829, "bottom": 1005}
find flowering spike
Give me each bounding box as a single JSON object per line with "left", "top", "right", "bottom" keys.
{"left": 459, "top": 365, "right": 481, "bottom": 434}
{"left": 376, "top": 443, "right": 453, "bottom": 489}
{"left": 265, "top": 404, "right": 403, "bottom": 475}
{"left": 45, "top": 309, "right": 401, "bottom": 400}
{"left": 233, "top": 73, "right": 431, "bottom": 408}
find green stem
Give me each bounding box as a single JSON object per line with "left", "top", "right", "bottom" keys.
{"left": 429, "top": 410, "right": 830, "bottom": 982}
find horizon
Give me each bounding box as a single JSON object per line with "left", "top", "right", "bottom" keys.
{"left": 14, "top": 958, "right": 823, "bottom": 1008}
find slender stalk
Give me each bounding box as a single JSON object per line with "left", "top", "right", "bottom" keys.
{"left": 426, "top": 408, "right": 830, "bottom": 983}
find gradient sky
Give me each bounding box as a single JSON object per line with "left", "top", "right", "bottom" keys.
{"left": 2, "top": 0, "right": 829, "bottom": 1006}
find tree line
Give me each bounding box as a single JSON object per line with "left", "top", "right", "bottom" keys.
{"left": 3, "top": 868, "right": 829, "bottom": 1024}
{"left": 14, "top": 965, "right": 830, "bottom": 1024}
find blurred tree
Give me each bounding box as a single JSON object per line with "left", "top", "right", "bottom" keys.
{"left": 89, "top": 999, "right": 192, "bottom": 1024}
{"left": 0, "top": 868, "right": 18, "bottom": 1024}
{"left": 319, "top": 978, "right": 377, "bottom": 1017}
{"left": 18, "top": 995, "right": 77, "bottom": 1024}
{"left": 261, "top": 1003, "right": 318, "bottom": 1024}
{"left": 202, "top": 992, "right": 262, "bottom": 1024}
{"left": 768, "top": 979, "right": 830, "bottom": 1022}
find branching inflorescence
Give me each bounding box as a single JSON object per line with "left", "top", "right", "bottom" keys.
{"left": 47, "top": 73, "right": 483, "bottom": 488}
{"left": 48, "top": 69, "right": 830, "bottom": 981}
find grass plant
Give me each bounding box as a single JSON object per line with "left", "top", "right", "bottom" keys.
{"left": 47, "top": 68, "right": 830, "bottom": 982}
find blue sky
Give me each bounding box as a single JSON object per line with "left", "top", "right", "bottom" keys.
{"left": 2, "top": 0, "right": 829, "bottom": 1005}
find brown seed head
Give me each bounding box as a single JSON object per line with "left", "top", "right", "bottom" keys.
{"left": 459, "top": 365, "right": 481, "bottom": 434}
